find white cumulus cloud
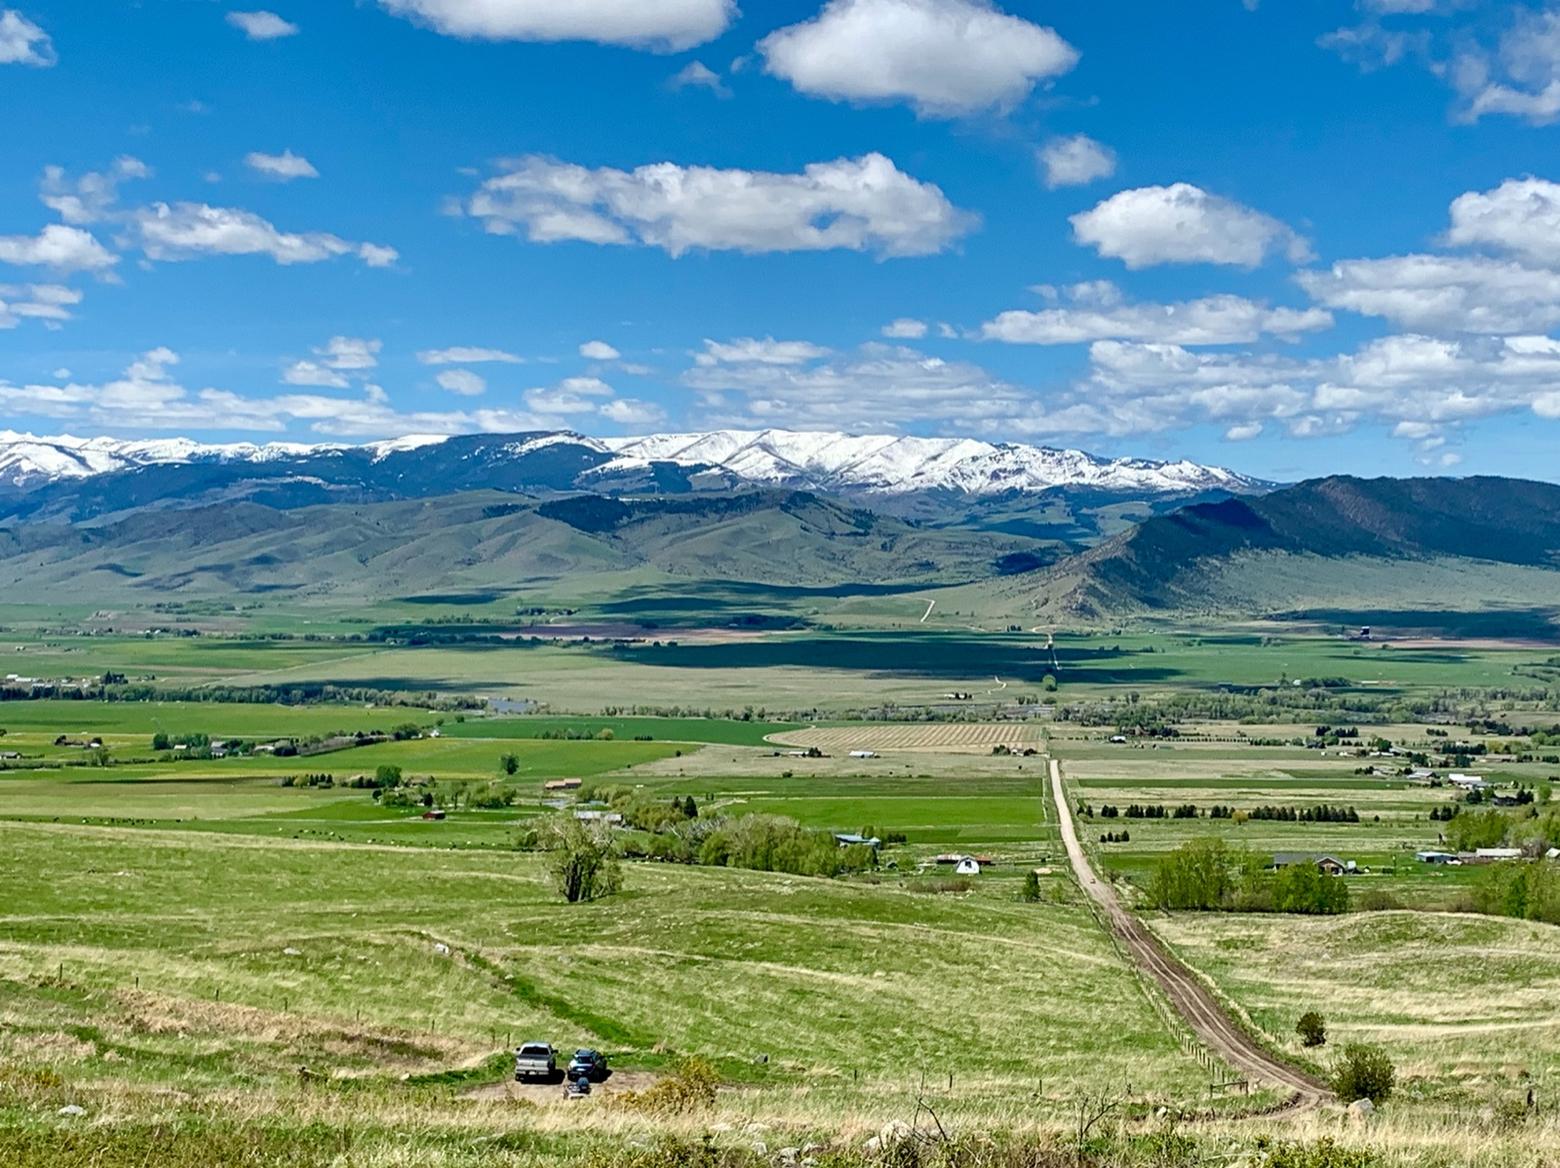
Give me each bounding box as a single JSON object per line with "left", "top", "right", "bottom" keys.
{"left": 579, "top": 340, "right": 621, "bottom": 360}
{"left": 0, "top": 224, "right": 117, "bottom": 274}
{"left": 462, "top": 153, "right": 974, "bottom": 258}
{"left": 436, "top": 369, "right": 487, "bottom": 396}
{"left": 600, "top": 398, "right": 666, "bottom": 426}
{"left": 0, "top": 9, "right": 55, "bottom": 65}
{"left": 694, "top": 337, "right": 833, "bottom": 366}
{"left": 1037, "top": 135, "right": 1117, "bottom": 189}
{"left": 882, "top": 318, "right": 928, "bottom": 338}
{"left": 0, "top": 282, "right": 81, "bottom": 329}
{"left": 132, "top": 203, "right": 396, "bottom": 267}
{"left": 245, "top": 150, "right": 319, "bottom": 181}
{"left": 227, "top": 10, "right": 299, "bottom": 40}
{"left": 1071, "top": 184, "right": 1311, "bottom": 269}
{"left": 417, "top": 346, "right": 524, "bottom": 365}
{"left": 1298, "top": 254, "right": 1560, "bottom": 334}
{"left": 759, "top": 0, "right": 1077, "bottom": 117}
{"left": 981, "top": 284, "right": 1332, "bottom": 345}
{"left": 1445, "top": 176, "right": 1560, "bottom": 266}
{"left": 376, "top": 0, "right": 734, "bottom": 51}
{"left": 40, "top": 157, "right": 150, "bottom": 225}
{"left": 283, "top": 336, "right": 381, "bottom": 387}
{"left": 669, "top": 60, "right": 730, "bottom": 96}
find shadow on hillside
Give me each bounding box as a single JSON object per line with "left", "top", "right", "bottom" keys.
{"left": 1271, "top": 606, "right": 1560, "bottom": 641}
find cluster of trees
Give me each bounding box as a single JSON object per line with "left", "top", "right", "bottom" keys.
{"left": 694, "top": 815, "right": 876, "bottom": 878}
{"left": 280, "top": 772, "right": 337, "bottom": 789}
{"left": 16, "top": 682, "right": 480, "bottom": 710}
{"left": 1443, "top": 805, "right": 1560, "bottom": 854}
{"left": 533, "top": 727, "right": 620, "bottom": 740}
{"left": 1310, "top": 724, "right": 1361, "bottom": 743}
{"left": 605, "top": 810, "right": 877, "bottom": 878}
{"left": 1085, "top": 802, "right": 1359, "bottom": 823}
{"left": 1245, "top": 804, "right": 1362, "bottom": 823}
{"left": 1148, "top": 840, "right": 1350, "bottom": 915}
{"left": 573, "top": 785, "right": 700, "bottom": 833}
{"left": 1474, "top": 860, "right": 1560, "bottom": 925}
{"left": 1099, "top": 830, "right": 1131, "bottom": 843}
{"left": 360, "top": 767, "right": 515, "bottom": 810}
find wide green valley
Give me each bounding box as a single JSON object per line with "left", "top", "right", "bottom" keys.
{"left": 2, "top": 566, "right": 1558, "bottom": 1165}
{"left": 10, "top": 4, "right": 1560, "bottom": 1161}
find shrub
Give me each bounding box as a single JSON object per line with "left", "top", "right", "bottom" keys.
{"left": 1019, "top": 870, "right": 1041, "bottom": 903}
{"left": 1296, "top": 1010, "right": 1327, "bottom": 1048}
{"left": 1257, "top": 1137, "right": 1378, "bottom": 1168}
{"left": 1332, "top": 1043, "right": 1395, "bottom": 1104}
{"left": 618, "top": 1057, "right": 719, "bottom": 1114}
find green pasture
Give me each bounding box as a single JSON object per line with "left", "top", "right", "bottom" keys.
{"left": 0, "top": 820, "right": 1204, "bottom": 1110}
{"left": 0, "top": 699, "right": 439, "bottom": 739}
{"left": 1156, "top": 911, "right": 1560, "bottom": 1104}
{"left": 442, "top": 715, "right": 800, "bottom": 746}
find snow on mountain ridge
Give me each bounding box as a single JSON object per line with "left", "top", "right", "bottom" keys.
{"left": 595, "top": 429, "right": 1253, "bottom": 495}
{"left": 0, "top": 428, "right": 1257, "bottom": 496}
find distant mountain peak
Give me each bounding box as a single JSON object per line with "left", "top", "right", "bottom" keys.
{"left": 0, "top": 426, "right": 1261, "bottom": 498}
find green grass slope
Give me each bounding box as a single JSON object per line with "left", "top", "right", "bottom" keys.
{"left": 0, "top": 489, "right": 1057, "bottom": 604}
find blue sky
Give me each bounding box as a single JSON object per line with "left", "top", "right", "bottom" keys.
{"left": 3, "top": 0, "right": 1560, "bottom": 481}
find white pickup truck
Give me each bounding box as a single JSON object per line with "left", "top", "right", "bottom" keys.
{"left": 514, "top": 1042, "right": 557, "bottom": 1083}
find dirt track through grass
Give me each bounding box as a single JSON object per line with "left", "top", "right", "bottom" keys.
{"left": 1048, "top": 758, "right": 1330, "bottom": 1111}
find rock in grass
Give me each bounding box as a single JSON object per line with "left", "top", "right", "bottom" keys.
{"left": 1348, "top": 1098, "right": 1375, "bottom": 1124}
{"left": 57, "top": 1105, "right": 85, "bottom": 1118}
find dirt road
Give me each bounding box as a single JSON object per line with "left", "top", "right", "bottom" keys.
{"left": 1047, "top": 758, "right": 1330, "bottom": 1110}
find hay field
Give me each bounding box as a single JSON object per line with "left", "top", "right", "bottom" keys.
{"left": 768, "top": 723, "right": 1045, "bottom": 754}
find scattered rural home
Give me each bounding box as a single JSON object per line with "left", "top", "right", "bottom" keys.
{"left": 53, "top": 735, "right": 103, "bottom": 749}
{"left": 833, "top": 833, "right": 881, "bottom": 848}
{"left": 849, "top": 750, "right": 879, "bottom": 759}
{"left": 1416, "top": 850, "right": 1458, "bottom": 864}
{"left": 574, "top": 809, "right": 624, "bottom": 825}
{"left": 1270, "top": 853, "right": 1356, "bottom": 875}
{"left": 0, "top": 750, "right": 20, "bottom": 761}
{"left": 954, "top": 856, "right": 982, "bottom": 876}
{"left": 1473, "top": 847, "right": 1523, "bottom": 861}
{"left": 1108, "top": 735, "right": 1129, "bottom": 744}
{"left": 421, "top": 809, "right": 446, "bottom": 821}
{"left": 1406, "top": 768, "right": 1439, "bottom": 784}
{"left": 1448, "top": 772, "right": 1492, "bottom": 790}
{"left": 543, "top": 778, "right": 583, "bottom": 792}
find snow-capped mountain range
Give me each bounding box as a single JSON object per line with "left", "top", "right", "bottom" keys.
{"left": 0, "top": 427, "right": 1261, "bottom": 497}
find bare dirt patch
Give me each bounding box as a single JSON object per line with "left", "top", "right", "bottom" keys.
{"left": 461, "top": 1070, "right": 661, "bottom": 1105}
